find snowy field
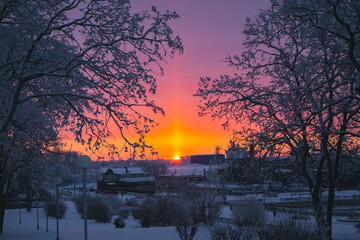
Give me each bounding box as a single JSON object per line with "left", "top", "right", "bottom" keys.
{"left": 2, "top": 200, "right": 360, "bottom": 240}
{"left": 2, "top": 201, "right": 210, "bottom": 240}
{"left": 219, "top": 205, "right": 360, "bottom": 240}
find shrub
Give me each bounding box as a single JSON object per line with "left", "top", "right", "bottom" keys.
{"left": 117, "top": 208, "right": 130, "bottom": 219}
{"left": 132, "top": 198, "right": 154, "bottom": 227}
{"left": 256, "top": 215, "right": 317, "bottom": 240}
{"left": 74, "top": 196, "right": 83, "bottom": 215}
{"left": 132, "top": 196, "right": 189, "bottom": 227}
{"left": 104, "top": 194, "right": 125, "bottom": 213}
{"left": 210, "top": 225, "right": 239, "bottom": 240}
{"left": 126, "top": 197, "right": 138, "bottom": 207}
{"left": 176, "top": 225, "right": 198, "bottom": 240}
{"left": 113, "top": 217, "right": 126, "bottom": 228}
{"left": 189, "top": 189, "right": 223, "bottom": 225}
{"left": 232, "top": 199, "right": 266, "bottom": 227}
{"left": 44, "top": 198, "right": 67, "bottom": 219}
{"left": 74, "top": 194, "right": 113, "bottom": 223}
{"left": 209, "top": 225, "right": 257, "bottom": 240}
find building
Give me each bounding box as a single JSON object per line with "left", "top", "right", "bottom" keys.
{"left": 97, "top": 167, "right": 155, "bottom": 194}
{"left": 189, "top": 154, "right": 225, "bottom": 165}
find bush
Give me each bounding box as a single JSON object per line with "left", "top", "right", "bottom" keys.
{"left": 232, "top": 199, "right": 266, "bottom": 227}
{"left": 132, "top": 198, "right": 154, "bottom": 227}
{"left": 176, "top": 225, "right": 198, "bottom": 240}
{"left": 44, "top": 198, "right": 67, "bottom": 219}
{"left": 104, "top": 194, "right": 125, "bottom": 213}
{"left": 256, "top": 215, "right": 317, "bottom": 240}
{"left": 117, "top": 208, "right": 130, "bottom": 219}
{"left": 74, "top": 196, "right": 83, "bottom": 215}
{"left": 210, "top": 225, "right": 239, "bottom": 240}
{"left": 74, "top": 194, "right": 113, "bottom": 223}
{"left": 113, "top": 217, "right": 126, "bottom": 228}
{"left": 189, "top": 189, "right": 223, "bottom": 225}
{"left": 132, "top": 196, "right": 189, "bottom": 227}
{"left": 126, "top": 197, "right": 138, "bottom": 207}
{"left": 209, "top": 225, "right": 257, "bottom": 240}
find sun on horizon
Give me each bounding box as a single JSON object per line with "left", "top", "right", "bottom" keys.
{"left": 173, "top": 155, "right": 181, "bottom": 161}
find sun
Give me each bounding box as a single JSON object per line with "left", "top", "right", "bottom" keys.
{"left": 173, "top": 155, "right": 181, "bottom": 161}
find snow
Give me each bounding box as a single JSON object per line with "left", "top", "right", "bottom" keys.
{"left": 332, "top": 216, "right": 360, "bottom": 240}
{"left": 2, "top": 201, "right": 210, "bottom": 240}
{"left": 2, "top": 190, "right": 360, "bottom": 239}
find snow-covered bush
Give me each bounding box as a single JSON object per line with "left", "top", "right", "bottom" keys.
{"left": 117, "top": 208, "right": 130, "bottom": 219}
{"left": 44, "top": 198, "right": 67, "bottom": 219}
{"left": 88, "top": 195, "right": 113, "bottom": 223}
{"left": 232, "top": 199, "right": 265, "bottom": 227}
{"left": 189, "top": 189, "right": 222, "bottom": 225}
{"left": 132, "top": 198, "right": 154, "bottom": 227}
{"left": 113, "top": 217, "right": 126, "bottom": 228}
{"left": 126, "top": 197, "right": 138, "bottom": 207}
{"left": 176, "top": 225, "right": 198, "bottom": 240}
{"left": 102, "top": 194, "right": 126, "bottom": 216}
{"left": 209, "top": 225, "right": 257, "bottom": 240}
{"left": 74, "top": 196, "right": 83, "bottom": 215}
{"left": 74, "top": 194, "right": 113, "bottom": 223}
{"left": 256, "top": 216, "right": 317, "bottom": 240}
{"left": 132, "top": 196, "right": 189, "bottom": 227}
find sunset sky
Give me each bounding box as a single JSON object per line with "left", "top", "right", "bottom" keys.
{"left": 67, "top": 0, "right": 269, "bottom": 160}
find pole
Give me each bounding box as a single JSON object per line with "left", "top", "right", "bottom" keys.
{"left": 56, "top": 185, "right": 60, "bottom": 240}
{"left": 83, "top": 168, "right": 88, "bottom": 240}
{"left": 73, "top": 172, "right": 76, "bottom": 200}
{"left": 18, "top": 199, "right": 21, "bottom": 224}
{"left": 37, "top": 200, "right": 39, "bottom": 230}
{"left": 46, "top": 210, "right": 48, "bottom": 232}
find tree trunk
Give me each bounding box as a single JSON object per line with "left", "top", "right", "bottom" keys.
{"left": 325, "top": 180, "right": 335, "bottom": 239}
{"left": 25, "top": 198, "right": 32, "bottom": 212}
{"left": 314, "top": 208, "right": 326, "bottom": 239}
{"left": 312, "top": 191, "right": 326, "bottom": 240}
{"left": 25, "top": 183, "right": 32, "bottom": 212}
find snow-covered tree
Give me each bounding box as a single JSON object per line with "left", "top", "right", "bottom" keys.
{"left": 196, "top": 0, "right": 360, "bottom": 239}
{"left": 0, "top": 0, "right": 183, "bottom": 233}
{"left": 0, "top": 101, "right": 59, "bottom": 229}
{"left": 15, "top": 156, "right": 47, "bottom": 212}
{"left": 276, "top": 0, "right": 360, "bottom": 94}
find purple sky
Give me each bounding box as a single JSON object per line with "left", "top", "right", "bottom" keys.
{"left": 127, "top": 0, "right": 270, "bottom": 158}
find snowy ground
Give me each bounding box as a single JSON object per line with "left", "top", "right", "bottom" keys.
{"left": 2, "top": 190, "right": 360, "bottom": 240}
{"left": 2, "top": 201, "right": 210, "bottom": 240}
{"left": 2, "top": 200, "right": 360, "bottom": 240}
{"left": 219, "top": 205, "right": 360, "bottom": 240}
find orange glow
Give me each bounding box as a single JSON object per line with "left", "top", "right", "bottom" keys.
{"left": 173, "top": 155, "right": 181, "bottom": 161}
{"left": 60, "top": 0, "right": 269, "bottom": 160}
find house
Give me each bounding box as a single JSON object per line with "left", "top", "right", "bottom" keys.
{"left": 97, "top": 167, "right": 155, "bottom": 194}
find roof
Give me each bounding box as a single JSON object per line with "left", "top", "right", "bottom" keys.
{"left": 100, "top": 167, "right": 146, "bottom": 175}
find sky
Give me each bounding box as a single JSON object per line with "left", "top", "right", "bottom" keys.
{"left": 68, "top": 0, "right": 270, "bottom": 160}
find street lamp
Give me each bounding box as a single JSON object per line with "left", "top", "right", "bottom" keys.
{"left": 77, "top": 155, "right": 91, "bottom": 240}
{"left": 44, "top": 188, "right": 51, "bottom": 232}
{"left": 54, "top": 177, "right": 62, "bottom": 240}
{"left": 18, "top": 194, "right": 21, "bottom": 224}
{"left": 36, "top": 197, "right": 39, "bottom": 230}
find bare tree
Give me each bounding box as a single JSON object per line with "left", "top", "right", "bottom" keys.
{"left": 196, "top": 0, "right": 360, "bottom": 239}
{"left": 0, "top": 0, "right": 182, "bottom": 233}
{"left": 276, "top": 0, "right": 360, "bottom": 94}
